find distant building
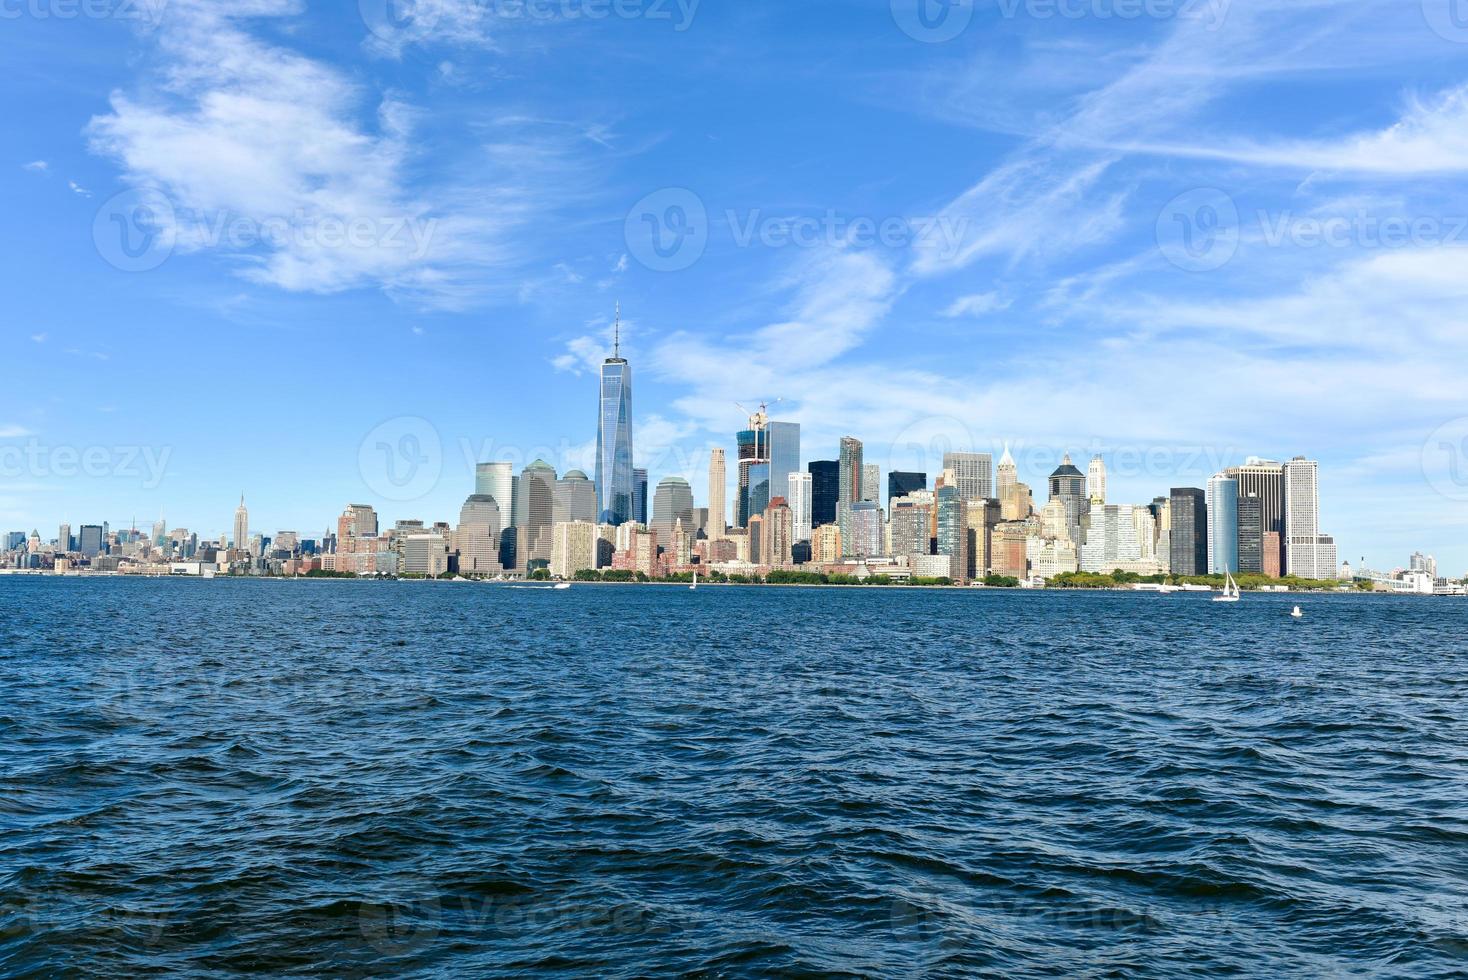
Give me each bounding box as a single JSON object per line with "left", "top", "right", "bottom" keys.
{"left": 1086, "top": 455, "right": 1107, "bottom": 505}
{"left": 1284, "top": 457, "right": 1334, "bottom": 579}
{"left": 551, "top": 521, "right": 598, "bottom": 579}
{"left": 632, "top": 468, "right": 648, "bottom": 526}
{"left": 1207, "top": 475, "right": 1240, "bottom": 574}
{"left": 787, "top": 471, "right": 813, "bottom": 544}
{"left": 808, "top": 460, "right": 839, "bottom": 527}
{"left": 935, "top": 485, "right": 969, "bottom": 581}
{"left": 861, "top": 463, "right": 880, "bottom": 504}
{"left": 402, "top": 534, "right": 450, "bottom": 577}
{"left": 1226, "top": 458, "right": 1285, "bottom": 581}
{"left": 553, "top": 470, "right": 597, "bottom": 525}
{"left": 1048, "top": 454, "right": 1088, "bottom": 544}
{"left": 887, "top": 471, "right": 927, "bottom": 512}
{"left": 1237, "top": 495, "right": 1264, "bottom": 575}
{"left": 708, "top": 449, "right": 726, "bottom": 540}
{"left": 944, "top": 452, "right": 993, "bottom": 501}
{"left": 844, "top": 502, "right": 882, "bottom": 557}
{"left": 651, "top": 477, "right": 695, "bottom": 545}
{"left": 595, "top": 310, "right": 634, "bottom": 526}
{"left": 1169, "top": 488, "right": 1207, "bottom": 576}
{"left": 889, "top": 498, "right": 932, "bottom": 558}
{"left": 519, "top": 460, "right": 558, "bottom": 567}
{"left": 811, "top": 523, "right": 842, "bottom": 564}
{"left": 233, "top": 495, "right": 249, "bottom": 551}
{"left": 456, "top": 495, "right": 503, "bottom": 574}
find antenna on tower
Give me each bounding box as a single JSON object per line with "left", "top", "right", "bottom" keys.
{"left": 613, "top": 302, "right": 621, "bottom": 359}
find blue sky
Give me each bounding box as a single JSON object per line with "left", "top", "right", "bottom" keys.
{"left": 4, "top": 0, "right": 1468, "bottom": 571}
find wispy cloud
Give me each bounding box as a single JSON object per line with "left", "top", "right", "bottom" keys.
{"left": 22, "top": 160, "right": 47, "bottom": 173}
{"left": 941, "top": 291, "right": 1011, "bottom": 318}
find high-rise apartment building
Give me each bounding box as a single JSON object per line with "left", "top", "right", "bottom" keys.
{"left": 887, "top": 471, "right": 927, "bottom": 512}
{"left": 708, "top": 449, "right": 726, "bottom": 540}
{"left": 787, "top": 471, "right": 812, "bottom": 543}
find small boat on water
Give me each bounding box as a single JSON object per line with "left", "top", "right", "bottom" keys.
{"left": 1291, "top": 605, "right": 1304, "bottom": 620}
{"left": 1213, "top": 571, "right": 1241, "bottom": 603}
{"left": 554, "top": 582, "right": 572, "bottom": 590}
{"left": 690, "top": 571, "right": 698, "bottom": 591}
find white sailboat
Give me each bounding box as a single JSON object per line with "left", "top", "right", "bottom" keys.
{"left": 690, "top": 571, "right": 698, "bottom": 591}
{"left": 1213, "top": 571, "right": 1241, "bottom": 603}
{"left": 1291, "top": 605, "right": 1304, "bottom": 620}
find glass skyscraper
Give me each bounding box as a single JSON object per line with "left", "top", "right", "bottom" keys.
{"left": 1169, "top": 488, "right": 1207, "bottom": 576}
{"left": 808, "top": 460, "right": 839, "bottom": 527}
{"left": 1206, "top": 476, "right": 1240, "bottom": 574}
{"left": 595, "top": 323, "right": 634, "bottom": 526}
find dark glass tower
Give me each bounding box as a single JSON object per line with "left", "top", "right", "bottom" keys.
{"left": 595, "top": 307, "right": 634, "bottom": 526}
{"left": 1238, "top": 495, "right": 1264, "bottom": 574}
{"left": 808, "top": 460, "right": 839, "bottom": 527}
{"left": 887, "top": 470, "right": 927, "bottom": 510}
{"left": 1169, "top": 487, "right": 1208, "bottom": 577}
{"left": 632, "top": 468, "right": 648, "bottom": 526}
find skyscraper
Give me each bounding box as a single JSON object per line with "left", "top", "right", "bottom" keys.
{"left": 475, "top": 462, "right": 515, "bottom": 524}
{"left": 554, "top": 470, "right": 598, "bottom": 525}
{"left": 1226, "top": 458, "right": 1285, "bottom": 578}
{"left": 1283, "top": 456, "right": 1333, "bottom": 579}
{"left": 767, "top": 420, "right": 801, "bottom": 510}
{"left": 456, "top": 494, "right": 503, "bottom": 574}
{"left": 862, "top": 463, "right": 880, "bottom": 504}
{"left": 1206, "top": 474, "right": 1240, "bottom": 574}
{"left": 57, "top": 523, "right": 71, "bottom": 553}
{"left": 787, "top": 471, "right": 813, "bottom": 543}
{"left": 78, "top": 525, "right": 104, "bottom": 559}
{"left": 1047, "top": 455, "right": 1087, "bottom": 543}
{"left": 632, "top": 468, "right": 648, "bottom": 526}
{"left": 943, "top": 452, "right": 993, "bottom": 501}
{"left": 808, "top": 460, "right": 838, "bottom": 527}
{"left": 1238, "top": 495, "right": 1264, "bottom": 574}
{"left": 1169, "top": 488, "right": 1207, "bottom": 577}
{"left": 519, "top": 460, "right": 558, "bottom": 567}
{"left": 708, "top": 448, "right": 727, "bottom": 540}
{"left": 887, "top": 471, "right": 927, "bottom": 511}
{"left": 1087, "top": 455, "right": 1107, "bottom": 505}
{"left": 594, "top": 306, "right": 634, "bottom": 526}
{"left": 845, "top": 502, "right": 882, "bottom": 558}
{"left": 233, "top": 495, "right": 249, "bottom": 551}
{"left": 736, "top": 409, "right": 769, "bottom": 528}
{"left": 651, "top": 476, "right": 695, "bottom": 544}
{"left": 935, "top": 484, "right": 969, "bottom": 581}
{"left": 838, "top": 437, "right": 863, "bottom": 508}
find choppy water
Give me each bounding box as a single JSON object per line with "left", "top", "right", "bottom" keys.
{"left": 1, "top": 578, "right": 1465, "bottom": 977}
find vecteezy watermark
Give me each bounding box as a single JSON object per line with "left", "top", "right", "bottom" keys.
{"left": 0, "top": 0, "right": 167, "bottom": 26}
{"left": 0, "top": 440, "right": 172, "bottom": 489}
{"left": 1422, "top": 417, "right": 1468, "bottom": 502}
{"left": 885, "top": 415, "right": 982, "bottom": 481}
{"left": 1422, "top": 0, "right": 1468, "bottom": 43}
{"left": 623, "top": 187, "right": 709, "bottom": 272}
{"left": 92, "top": 187, "right": 438, "bottom": 274}
{"left": 891, "top": 0, "right": 1229, "bottom": 43}
{"left": 1155, "top": 187, "right": 1241, "bottom": 272}
{"left": 624, "top": 188, "right": 968, "bottom": 272}
{"left": 359, "top": 0, "right": 699, "bottom": 45}
{"left": 359, "top": 417, "right": 443, "bottom": 503}
{"left": 1157, "top": 188, "right": 1468, "bottom": 272}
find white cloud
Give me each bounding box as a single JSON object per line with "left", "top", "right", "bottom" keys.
{"left": 30, "top": 333, "right": 47, "bottom": 344}
{"left": 68, "top": 180, "right": 91, "bottom": 197}
{"left": 85, "top": 0, "right": 547, "bottom": 306}
{"left": 0, "top": 425, "right": 34, "bottom": 438}
{"left": 941, "top": 292, "right": 1011, "bottom": 318}
{"left": 22, "top": 160, "right": 47, "bottom": 173}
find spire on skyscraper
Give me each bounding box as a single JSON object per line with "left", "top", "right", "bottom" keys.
{"left": 613, "top": 302, "right": 621, "bottom": 360}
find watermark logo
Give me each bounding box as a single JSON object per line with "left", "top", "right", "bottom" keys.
{"left": 359, "top": 417, "right": 443, "bottom": 502}
{"left": 624, "top": 187, "right": 708, "bottom": 272}
{"left": 885, "top": 415, "right": 981, "bottom": 486}
{"left": 891, "top": 0, "right": 973, "bottom": 43}
{"left": 1423, "top": 0, "right": 1468, "bottom": 43}
{"left": 92, "top": 187, "right": 439, "bottom": 273}
{"left": 1423, "top": 417, "right": 1468, "bottom": 502}
{"left": 357, "top": 881, "right": 442, "bottom": 956}
{"left": 1157, "top": 187, "right": 1240, "bottom": 272}
{"left": 93, "top": 187, "right": 177, "bottom": 273}
{"left": 0, "top": 440, "right": 172, "bottom": 489}
{"left": 624, "top": 189, "right": 968, "bottom": 271}
{"left": 0, "top": 0, "right": 168, "bottom": 26}
{"left": 359, "top": 0, "right": 442, "bottom": 44}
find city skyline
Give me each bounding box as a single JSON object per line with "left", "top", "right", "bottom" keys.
{"left": 4, "top": 330, "right": 1452, "bottom": 583}
{"left": 5, "top": 3, "right": 1468, "bottom": 570}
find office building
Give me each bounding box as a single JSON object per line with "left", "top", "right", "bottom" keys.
{"left": 809, "top": 460, "right": 839, "bottom": 527}
{"left": 651, "top": 476, "right": 695, "bottom": 545}
{"left": 1169, "top": 488, "right": 1207, "bottom": 576}
{"left": 553, "top": 470, "right": 597, "bottom": 525}
{"left": 474, "top": 462, "right": 514, "bottom": 523}
{"left": 1237, "top": 495, "right": 1264, "bottom": 575}
{"left": 1227, "top": 458, "right": 1285, "bottom": 578}
{"left": 845, "top": 502, "right": 882, "bottom": 557}
{"left": 233, "top": 495, "right": 249, "bottom": 551}
{"left": 551, "top": 521, "right": 598, "bottom": 579}
{"left": 943, "top": 452, "right": 993, "bottom": 501}
{"left": 456, "top": 494, "right": 503, "bottom": 574}
{"left": 631, "top": 468, "right": 648, "bottom": 526}
{"left": 935, "top": 484, "right": 968, "bottom": 581}
{"left": 595, "top": 309, "right": 635, "bottom": 526}
{"left": 888, "top": 471, "right": 926, "bottom": 512}
{"left": 1207, "top": 475, "right": 1240, "bottom": 574}
{"left": 519, "top": 459, "right": 558, "bottom": 566}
